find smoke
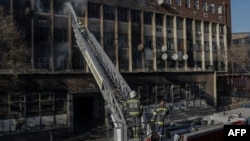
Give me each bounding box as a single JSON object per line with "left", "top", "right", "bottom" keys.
{"left": 55, "top": 43, "right": 69, "bottom": 70}
{"left": 71, "top": 0, "right": 88, "bottom": 15}
{"left": 34, "top": 0, "right": 50, "bottom": 13}
{"left": 34, "top": 0, "right": 42, "bottom": 12}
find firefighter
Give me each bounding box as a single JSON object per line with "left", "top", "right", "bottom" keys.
{"left": 77, "top": 20, "right": 88, "bottom": 38}
{"left": 151, "top": 100, "right": 169, "bottom": 141}
{"left": 126, "top": 90, "right": 142, "bottom": 138}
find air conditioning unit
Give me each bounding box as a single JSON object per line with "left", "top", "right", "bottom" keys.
{"left": 203, "top": 13, "right": 208, "bottom": 18}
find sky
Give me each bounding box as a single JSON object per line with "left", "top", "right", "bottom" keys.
{"left": 231, "top": 0, "right": 250, "bottom": 33}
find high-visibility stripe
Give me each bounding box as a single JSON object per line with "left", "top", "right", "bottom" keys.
{"left": 129, "top": 112, "right": 140, "bottom": 115}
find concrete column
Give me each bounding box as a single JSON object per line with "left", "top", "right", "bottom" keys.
{"left": 223, "top": 25, "right": 228, "bottom": 72}
{"left": 173, "top": 16, "right": 178, "bottom": 70}
{"left": 128, "top": 9, "right": 132, "bottom": 72}
{"left": 114, "top": 7, "right": 119, "bottom": 69}
{"left": 100, "top": 4, "right": 104, "bottom": 47}
{"left": 213, "top": 72, "right": 217, "bottom": 106}
{"left": 67, "top": 11, "right": 72, "bottom": 70}
{"left": 140, "top": 11, "right": 145, "bottom": 71}
{"left": 201, "top": 21, "right": 205, "bottom": 70}
{"left": 192, "top": 19, "right": 197, "bottom": 70}
{"left": 67, "top": 93, "right": 74, "bottom": 133}
{"left": 84, "top": 5, "right": 89, "bottom": 72}
{"left": 215, "top": 23, "right": 220, "bottom": 70}
{"left": 31, "top": 0, "right": 35, "bottom": 70}
{"left": 183, "top": 18, "right": 187, "bottom": 70}
{"left": 209, "top": 22, "right": 213, "bottom": 67}
{"left": 50, "top": 0, "right": 54, "bottom": 72}
{"left": 163, "top": 14, "right": 167, "bottom": 70}
{"left": 152, "top": 13, "right": 157, "bottom": 71}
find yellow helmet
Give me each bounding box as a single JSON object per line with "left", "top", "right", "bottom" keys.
{"left": 129, "top": 91, "right": 137, "bottom": 99}
{"left": 78, "top": 20, "right": 82, "bottom": 25}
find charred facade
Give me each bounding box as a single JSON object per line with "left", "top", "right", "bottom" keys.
{"left": 0, "top": 0, "right": 231, "bottom": 138}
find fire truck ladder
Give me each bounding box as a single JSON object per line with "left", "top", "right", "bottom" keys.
{"left": 72, "top": 21, "right": 132, "bottom": 141}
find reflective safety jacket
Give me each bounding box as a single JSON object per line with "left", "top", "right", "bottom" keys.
{"left": 127, "top": 98, "right": 142, "bottom": 116}
{"left": 151, "top": 106, "right": 169, "bottom": 125}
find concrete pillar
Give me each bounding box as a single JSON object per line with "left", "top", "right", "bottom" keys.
{"left": 31, "top": 0, "right": 35, "bottom": 70}
{"left": 163, "top": 14, "right": 167, "bottom": 70}
{"left": 192, "top": 19, "right": 197, "bottom": 70}
{"left": 68, "top": 93, "right": 74, "bottom": 133}
{"left": 152, "top": 13, "right": 157, "bottom": 71}
{"left": 50, "top": 0, "right": 54, "bottom": 72}
{"left": 128, "top": 9, "right": 132, "bottom": 72}
{"left": 201, "top": 21, "right": 205, "bottom": 70}
{"left": 67, "top": 11, "right": 72, "bottom": 70}
{"left": 223, "top": 25, "right": 228, "bottom": 72}
{"left": 84, "top": 5, "right": 89, "bottom": 72}
{"left": 209, "top": 22, "right": 213, "bottom": 67}
{"left": 114, "top": 7, "right": 119, "bottom": 69}
{"left": 140, "top": 11, "right": 145, "bottom": 71}
{"left": 183, "top": 18, "right": 187, "bottom": 70}
{"left": 100, "top": 4, "right": 104, "bottom": 47}
{"left": 173, "top": 16, "right": 178, "bottom": 70}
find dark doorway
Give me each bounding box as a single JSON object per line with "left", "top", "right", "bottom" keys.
{"left": 73, "top": 96, "right": 93, "bottom": 133}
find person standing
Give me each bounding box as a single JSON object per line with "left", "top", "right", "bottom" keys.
{"left": 126, "top": 90, "right": 143, "bottom": 138}
{"left": 151, "top": 100, "right": 169, "bottom": 141}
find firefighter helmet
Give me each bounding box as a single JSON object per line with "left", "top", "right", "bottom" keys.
{"left": 129, "top": 91, "right": 137, "bottom": 99}
{"left": 78, "top": 20, "right": 82, "bottom": 25}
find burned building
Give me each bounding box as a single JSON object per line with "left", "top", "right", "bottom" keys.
{"left": 0, "top": 0, "right": 231, "bottom": 139}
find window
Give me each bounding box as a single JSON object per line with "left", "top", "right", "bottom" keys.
{"left": 118, "top": 34, "right": 128, "bottom": 48}
{"left": 185, "top": 0, "right": 191, "bottom": 8}
{"left": 177, "top": 17, "right": 183, "bottom": 29}
{"left": 167, "top": 38, "right": 174, "bottom": 50}
{"left": 88, "top": 3, "right": 100, "bottom": 18}
{"left": 167, "top": 16, "right": 173, "bottom": 28}
{"left": 118, "top": 7, "right": 128, "bottom": 22}
{"left": 202, "top": 0, "right": 208, "bottom": 12}
{"left": 166, "top": 0, "right": 172, "bottom": 5}
{"left": 144, "top": 36, "right": 152, "bottom": 48}
{"left": 194, "top": 0, "right": 199, "bottom": 10}
{"left": 144, "top": 11, "right": 152, "bottom": 25}
{"left": 104, "top": 5, "right": 114, "bottom": 20}
{"left": 212, "top": 42, "right": 217, "bottom": 51}
{"left": 177, "top": 39, "right": 184, "bottom": 51}
{"left": 210, "top": 3, "right": 215, "bottom": 13}
{"left": 218, "top": 5, "right": 222, "bottom": 14}
{"left": 196, "top": 41, "right": 202, "bottom": 51}
{"left": 219, "top": 25, "right": 224, "bottom": 34}
{"left": 212, "top": 23, "right": 216, "bottom": 34}
{"left": 176, "top": 0, "right": 181, "bottom": 6}
{"left": 195, "top": 21, "right": 201, "bottom": 32}
{"left": 92, "top": 31, "right": 100, "bottom": 42}
{"left": 204, "top": 41, "right": 209, "bottom": 51}
{"left": 104, "top": 33, "right": 114, "bottom": 46}
{"left": 131, "top": 10, "right": 140, "bottom": 23}
{"left": 156, "top": 13, "right": 163, "bottom": 26}
{"left": 156, "top": 37, "right": 163, "bottom": 49}
{"left": 204, "top": 23, "right": 209, "bottom": 33}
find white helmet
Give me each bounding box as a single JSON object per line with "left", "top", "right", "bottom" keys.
{"left": 129, "top": 91, "right": 137, "bottom": 99}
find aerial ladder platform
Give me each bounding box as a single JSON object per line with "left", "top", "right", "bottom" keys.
{"left": 70, "top": 13, "right": 135, "bottom": 141}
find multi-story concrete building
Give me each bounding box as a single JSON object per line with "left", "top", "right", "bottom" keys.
{"left": 0, "top": 0, "right": 231, "bottom": 139}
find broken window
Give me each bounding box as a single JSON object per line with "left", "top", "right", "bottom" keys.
{"left": 104, "top": 5, "right": 114, "bottom": 20}
{"left": 118, "top": 7, "right": 128, "bottom": 22}
{"left": 144, "top": 11, "right": 152, "bottom": 25}
{"left": 88, "top": 2, "right": 100, "bottom": 18}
